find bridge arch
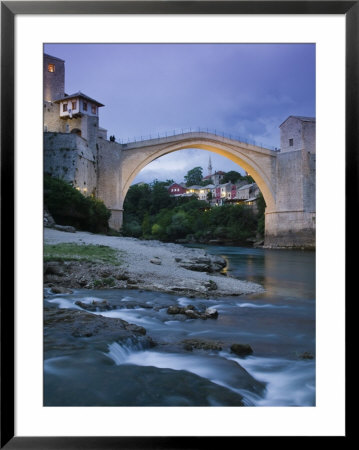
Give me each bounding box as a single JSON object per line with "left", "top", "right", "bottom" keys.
{"left": 120, "top": 135, "right": 277, "bottom": 214}
{"left": 96, "top": 130, "right": 315, "bottom": 248}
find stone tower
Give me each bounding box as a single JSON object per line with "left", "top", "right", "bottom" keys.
{"left": 264, "top": 115, "right": 316, "bottom": 248}
{"left": 43, "top": 53, "right": 65, "bottom": 102}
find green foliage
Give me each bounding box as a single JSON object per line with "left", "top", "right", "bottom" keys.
{"left": 200, "top": 179, "right": 213, "bottom": 186}
{"left": 243, "top": 174, "right": 255, "bottom": 184}
{"left": 184, "top": 166, "right": 203, "bottom": 186}
{"left": 44, "top": 243, "right": 123, "bottom": 265}
{"left": 256, "top": 192, "right": 266, "bottom": 237}
{"left": 44, "top": 175, "right": 111, "bottom": 233}
{"left": 122, "top": 177, "right": 262, "bottom": 244}
{"left": 222, "top": 170, "right": 243, "bottom": 184}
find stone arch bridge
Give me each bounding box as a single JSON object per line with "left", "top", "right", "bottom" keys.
{"left": 94, "top": 130, "right": 315, "bottom": 248}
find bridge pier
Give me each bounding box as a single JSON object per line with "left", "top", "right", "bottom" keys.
{"left": 264, "top": 210, "right": 316, "bottom": 249}
{"left": 109, "top": 208, "right": 123, "bottom": 231}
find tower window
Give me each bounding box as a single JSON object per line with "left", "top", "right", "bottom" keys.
{"left": 63, "top": 103, "right": 68, "bottom": 112}
{"left": 91, "top": 104, "right": 97, "bottom": 114}
{"left": 48, "top": 63, "right": 55, "bottom": 72}
{"left": 289, "top": 138, "right": 294, "bottom": 146}
{"left": 83, "top": 101, "right": 87, "bottom": 111}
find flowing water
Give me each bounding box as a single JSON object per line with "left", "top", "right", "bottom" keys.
{"left": 44, "top": 245, "right": 315, "bottom": 407}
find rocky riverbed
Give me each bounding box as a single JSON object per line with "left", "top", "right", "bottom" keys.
{"left": 44, "top": 228, "right": 264, "bottom": 298}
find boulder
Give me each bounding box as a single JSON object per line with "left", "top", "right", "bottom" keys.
{"left": 50, "top": 286, "right": 73, "bottom": 294}
{"left": 44, "top": 208, "right": 55, "bottom": 228}
{"left": 204, "top": 308, "right": 219, "bottom": 319}
{"left": 150, "top": 258, "right": 162, "bottom": 265}
{"left": 203, "top": 280, "right": 217, "bottom": 291}
{"left": 75, "top": 299, "right": 115, "bottom": 312}
{"left": 167, "top": 305, "right": 183, "bottom": 315}
{"left": 230, "top": 343, "right": 253, "bottom": 356}
{"left": 179, "top": 260, "right": 211, "bottom": 272}
{"left": 182, "top": 339, "right": 223, "bottom": 351}
{"left": 178, "top": 255, "right": 226, "bottom": 273}
{"left": 44, "top": 262, "right": 64, "bottom": 276}
{"left": 166, "top": 304, "right": 218, "bottom": 320}
{"left": 44, "top": 307, "right": 148, "bottom": 341}
{"left": 53, "top": 224, "right": 76, "bottom": 233}
{"left": 298, "top": 351, "right": 314, "bottom": 360}
{"left": 184, "top": 309, "right": 200, "bottom": 319}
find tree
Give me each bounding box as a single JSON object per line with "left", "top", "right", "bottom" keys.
{"left": 184, "top": 167, "right": 203, "bottom": 186}
{"left": 200, "top": 179, "right": 213, "bottom": 186}
{"left": 222, "top": 170, "right": 243, "bottom": 184}
{"left": 44, "top": 175, "right": 111, "bottom": 233}
{"left": 150, "top": 180, "right": 175, "bottom": 215}
{"left": 243, "top": 174, "right": 255, "bottom": 184}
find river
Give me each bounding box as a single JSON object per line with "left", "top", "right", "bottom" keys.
{"left": 44, "top": 245, "right": 315, "bottom": 407}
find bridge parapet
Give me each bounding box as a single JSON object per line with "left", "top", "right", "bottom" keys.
{"left": 121, "top": 130, "right": 280, "bottom": 153}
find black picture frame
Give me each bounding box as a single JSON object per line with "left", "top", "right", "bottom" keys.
{"left": 1, "top": 1, "right": 354, "bottom": 447}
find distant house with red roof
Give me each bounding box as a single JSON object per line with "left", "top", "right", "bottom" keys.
{"left": 168, "top": 183, "right": 187, "bottom": 196}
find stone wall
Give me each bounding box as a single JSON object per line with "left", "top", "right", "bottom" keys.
{"left": 264, "top": 211, "right": 315, "bottom": 249}
{"left": 44, "top": 102, "right": 66, "bottom": 133}
{"left": 44, "top": 132, "right": 97, "bottom": 196}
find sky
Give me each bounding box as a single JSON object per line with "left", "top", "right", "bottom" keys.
{"left": 44, "top": 43, "right": 315, "bottom": 184}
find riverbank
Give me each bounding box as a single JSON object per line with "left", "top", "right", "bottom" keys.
{"left": 44, "top": 228, "right": 264, "bottom": 298}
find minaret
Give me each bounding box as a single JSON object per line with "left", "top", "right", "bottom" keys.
{"left": 208, "top": 155, "right": 213, "bottom": 177}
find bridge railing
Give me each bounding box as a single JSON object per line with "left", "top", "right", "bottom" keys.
{"left": 117, "top": 127, "right": 280, "bottom": 151}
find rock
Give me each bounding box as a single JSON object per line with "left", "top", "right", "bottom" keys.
{"left": 185, "top": 304, "right": 195, "bottom": 310}
{"left": 166, "top": 304, "right": 217, "bottom": 320}
{"left": 75, "top": 299, "right": 115, "bottom": 312}
{"left": 298, "top": 351, "right": 314, "bottom": 360}
{"left": 50, "top": 286, "right": 73, "bottom": 294}
{"left": 204, "top": 308, "right": 218, "bottom": 319}
{"left": 179, "top": 261, "right": 211, "bottom": 272}
{"left": 99, "top": 269, "right": 112, "bottom": 278}
{"left": 115, "top": 272, "right": 129, "bottom": 281}
{"left": 150, "top": 258, "right": 162, "bottom": 265}
{"left": 230, "top": 343, "right": 253, "bottom": 356}
{"left": 178, "top": 255, "right": 226, "bottom": 273}
{"left": 53, "top": 224, "right": 76, "bottom": 233}
{"left": 44, "top": 208, "right": 55, "bottom": 228}
{"left": 167, "top": 305, "right": 182, "bottom": 315}
{"left": 44, "top": 262, "right": 64, "bottom": 276}
{"left": 184, "top": 309, "right": 200, "bottom": 319}
{"left": 182, "top": 339, "right": 223, "bottom": 352}
{"left": 204, "top": 280, "right": 217, "bottom": 291}
{"left": 44, "top": 307, "right": 148, "bottom": 342}
{"left": 174, "top": 257, "right": 182, "bottom": 262}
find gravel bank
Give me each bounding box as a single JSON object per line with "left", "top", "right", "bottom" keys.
{"left": 44, "top": 228, "right": 264, "bottom": 297}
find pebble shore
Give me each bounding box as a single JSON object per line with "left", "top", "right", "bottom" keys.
{"left": 44, "top": 228, "right": 264, "bottom": 298}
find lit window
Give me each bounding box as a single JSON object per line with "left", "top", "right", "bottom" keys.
{"left": 289, "top": 138, "right": 294, "bottom": 146}
{"left": 83, "top": 101, "right": 88, "bottom": 111}
{"left": 48, "top": 64, "right": 55, "bottom": 72}
{"left": 91, "top": 104, "right": 97, "bottom": 114}
{"left": 63, "top": 103, "right": 68, "bottom": 112}
{"left": 72, "top": 101, "right": 77, "bottom": 110}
